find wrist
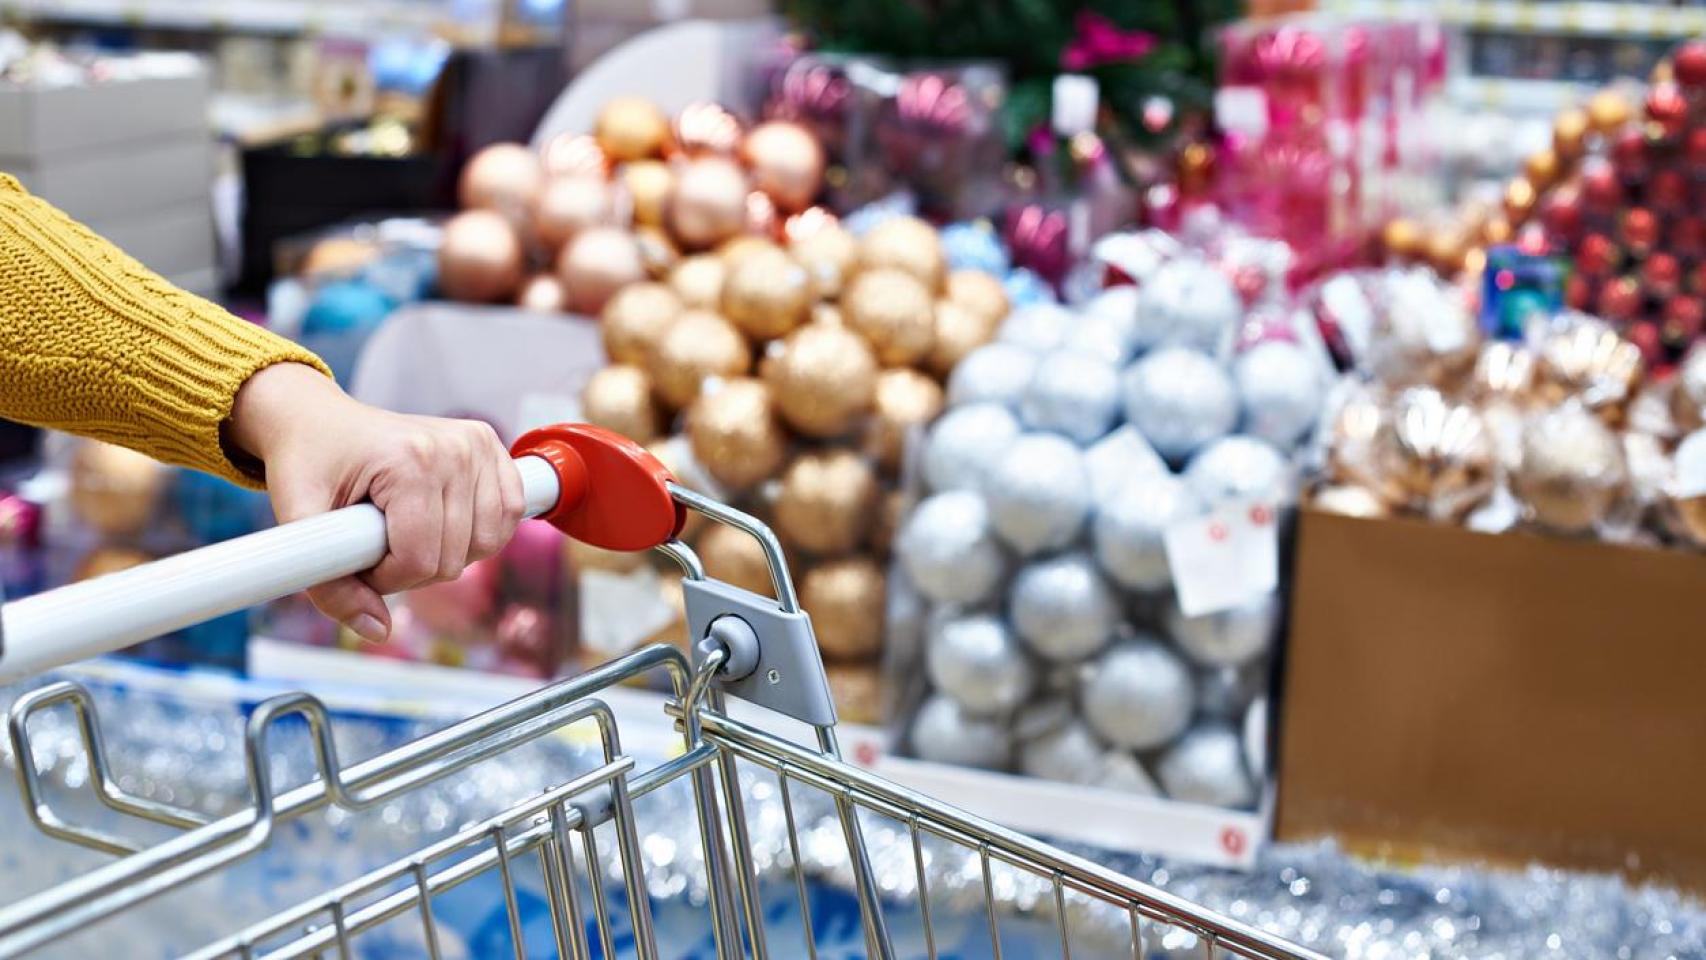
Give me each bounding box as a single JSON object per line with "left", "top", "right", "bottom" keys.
{"left": 228, "top": 362, "right": 346, "bottom": 463}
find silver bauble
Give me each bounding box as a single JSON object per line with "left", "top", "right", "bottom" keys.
{"left": 1155, "top": 724, "right": 1256, "bottom": 808}
{"left": 1243, "top": 696, "right": 1268, "bottom": 779}
{"left": 1066, "top": 287, "right": 1141, "bottom": 365}
{"left": 1183, "top": 435, "right": 1295, "bottom": 507}
{"left": 985, "top": 433, "right": 1090, "bottom": 554}
{"left": 926, "top": 613, "right": 1034, "bottom": 717}
{"left": 1195, "top": 662, "right": 1265, "bottom": 720}
{"left": 1097, "top": 752, "right": 1162, "bottom": 797}
{"left": 896, "top": 491, "right": 1008, "bottom": 605}
{"left": 1121, "top": 347, "right": 1239, "bottom": 463}
{"left": 1133, "top": 258, "right": 1242, "bottom": 354}
{"left": 998, "top": 302, "right": 1072, "bottom": 352}
{"left": 910, "top": 694, "right": 1011, "bottom": 769}
{"left": 1234, "top": 341, "right": 1326, "bottom": 449}
{"left": 947, "top": 342, "right": 1038, "bottom": 410}
{"left": 1091, "top": 471, "right": 1201, "bottom": 591}
{"left": 1080, "top": 639, "right": 1196, "bottom": 751}
{"left": 1019, "top": 349, "right": 1121, "bottom": 444}
{"left": 1085, "top": 425, "right": 1167, "bottom": 502}
{"left": 1166, "top": 593, "right": 1277, "bottom": 668}
{"left": 1010, "top": 553, "right": 1116, "bottom": 662}
{"left": 921, "top": 402, "right": 1020, "bottom": 492}
{"left": 1018, "top": 717, "right": 1108, "bottom": 785}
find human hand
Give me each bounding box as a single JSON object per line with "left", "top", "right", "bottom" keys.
{"left": 228, "top": 363, "right": 524, "bottom": 640}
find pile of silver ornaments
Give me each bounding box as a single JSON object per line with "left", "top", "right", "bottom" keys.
{"left": 895, "top": 256, "right": 1333, "bottom": 810}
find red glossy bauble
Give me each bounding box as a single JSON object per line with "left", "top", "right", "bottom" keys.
{"left": 1690, "top": 261, "right": 1706, "bottom": 296}
{"left": 1575, "top": 232, "right": 1620, "bottom": 277}
{"left": 1610, "top": 127, "right": 1649, "bottom": 175}
{"left": 1643, "top": 252, "right": 1683, "bottom": 298}
{"left": 1627, "top": 321, "right": 1663, "bottom": 366}
{"left": 1563, "top": 272, "right": 1595, "bottom": 311}
{"left": 1646, "top": 82, "right": 1689, "bottom": 136}
{"left": 1621, "top": 208, "right": 1660, "bottom": 255}
{"left": 1665, "top": 295, "right": 1706, "bottom": 344}
{"left": 1540, "top": 187, "right": 1583, "bottom": 241}
{"left": 1580, "top": 160, "right": 1624, "bottom": 211}
{"left": 1688, "top": 127, "right": 1706, "bottom": 168}
{"left": 1672, "top": 218, "right": 1706, "bottom": 260}
{"left": 1595, "top": 277, "right": 1643, "bottom": 322}
{"left": 1675, "top": 39, "right": 1706, "bottom": 88}
{"left": 1647, "top": 169, "right": 1690, "bottom": 209}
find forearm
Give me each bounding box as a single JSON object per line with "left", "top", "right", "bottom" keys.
{"left": 0, "top": 173, "right": 329, "bottom": 486}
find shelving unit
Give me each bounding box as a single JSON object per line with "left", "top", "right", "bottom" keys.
{"left": 0, "top": 0, "right": 446, "bottom": 36}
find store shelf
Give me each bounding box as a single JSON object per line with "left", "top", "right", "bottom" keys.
{"left": 0, "top": 0, "right": 444, "bottom": 36}
{"left": 1332, "top": 0, "right": 1706, "bottom": 37}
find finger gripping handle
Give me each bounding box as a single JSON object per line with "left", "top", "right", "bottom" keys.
{"left": 510, "top": 423, "right": 684, "bottom": 552}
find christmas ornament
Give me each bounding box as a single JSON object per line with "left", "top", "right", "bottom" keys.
{"left": 1512, "top": 404, "right": 1627, "bottom": 534}
{"left": 668, "top": 158, "right": 749, "bottom": 250}
{"left": 580, "top": 365, "right": 660, "bottom": 444}
{"left": 668, "top": 254, "right": 726, "bottom": 309}
{"left": 921, "top": 402, "right": 1020, "bottom": 492}
{"left": 1081, "top": 639, "right": 1195, "bottom": 751}
{"left": 697, "top": 521, "right": 775, "bottom": 597}
{"left": 926, "top": 300, "right": 999, "bottom": 378}
{"left": 437, "top": 210, "right": 523, "bottom": 303}
{"left": 858, "top": 215, "right": 947, "bottom": 291}
{"left": 866, "top": 368, "right": 944, "bottom": 471}
{"left": 1167, "top": 594, "right": 1276, "bottom": 668}
{"left": 497, "top": 518, "right": 565, "bottom": 605}
{"left": 1062, "top": 310, "right": 1137, "bottom": 367}
{"left": 646, "top": 435, "right": 719, "bottom": 538}
{"left": 741, "top": 120, "right": 825, "bottom": 212}
{"left": 1377, "top": 386, "right": 1495, "bottom": 519}
{"left": 825, "top": 663, "right": 883, "bottom": 725}
{"left": 599, "top": 281, "right": 682, "bottom": 367}
{"left": 634, "top": 225, "right": 680, "bottom": 277}
{"left": 720, "top": 245, "right": 814, "bottom": 340}
{"left": 1097, "top": 753, "right": 1162, "bottom": 796}
{"left": 910, "top": 694, "right": 1010, "bottom": 769}
{"left": 556, "top": 226, "right": 646, "bottom": 315}
{"left": 1472, "top": 340, "right": 1537, "bottom": 403}
{"left": 1586, "top": 89, "right": 1632, "bottom": 133}
{"left": 541, "top": 133, "right": 608, "bottom": 179}
{"left": 800, "top": 556, "right": 885, "bottom": 661}
{"left": 1197, "top": 663, "right": 1264, "bottom": 720}
{"left": 946, "top": 341, "right": 1038, "bottom": 410}
{"left": 1156, "top": 725, "right": 1256, "bottom": 808}
{"left": 1017, "top": 715, "right": 1107, "bottom": 785}
{"left": 944, "top": 269, "right": 1010, "bottom": 325}
{"left": 762, "top": 322, "right": 878, "bottom": 437}
{"left": 1234, "top": 341, "right": 1325, "bottom": 448}
{"left": 1536, "top": 314, "right": 1644, "bottom": 413}
{"left": 1133, "top": 258, "right": 1241, "bottom": 354}
{"left": 896, "top": 490, "right": 1007, "bottom": 605}
{"left": 1671, "top": 343, "right": 1706, "bottom": 432}
{"left": 926, "top": 613, "right": 1033, "bottom": 716}
{"left": 516, "top": 273, "right": 567, "bottom": 312}
{"left": 405, "top": 557, "right": 500, "bottom": 636}
{"left": 843, "top": 268, "right": 936, "bottom": 366}
{"left": 774, "top": 449, "right": 878, "bottom": 556}
{"left": 1085, "top": 426, "right": 1167, "bottom": 502}
{"left": 1019, "top": 349, "right": 1121, "bottom": 444}
{"left": 999, "top": 302, "right": 1071, "bottom": 352}
{"left": 456, "top": 143, "right": 545, "bottom": 223}
{"left": 534, "top": 175, "right": 615, "bottom": 252}
{"left": 1184, "top": 435, "right": 1295, "bottom": 508}
{"left": 719, "top": 233, "right": 774, "bottom": 267}
{"left": 594, "top": 96, "right": 670, "bottom": 162}
{"left": 1121, "top": 347, "right": 1239, "bottom": 463}
{"left": 650, "top": 309, "right": 752, "bottom": 409}
{"left": 685, "top": 378, "right": 786, "bottom": 490}
{"left": 986, "top": 433, "right": 1091, "bottom": 554}
{"left": 1366, "top": 269, "right": 1478, "bottom": 386}
{"left": 621, "top": 159, "right": 674, "bottom": 228}
{"left": 1010, "top": 552, "right": 1116, "bottom": 662}
{"left": 670, "top": 101, "right": 743, "bottom": 158}
{"left": 69, "top": 441, "right": 167, "bottom": 536}
{"left": 1092, "top": 471, "right": 1201, "bottom": 591}
{"left": 787, "top": 214, "right": 857, "bottom": 299}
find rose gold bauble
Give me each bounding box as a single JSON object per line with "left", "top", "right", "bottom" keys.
{"left": 788, "top": 217, "right": 857, "bottom": 299}
{"left": 721, "top": 246, "right": 815, "bottom": 340}
{"left": 594, "top": 96, "right": 671, "bottom": 162}
{"left": 556, "top": 226, "right": 647, "bottom": 315}
{"left": 741, "top": 120, "right": 826, "bottom": 212}
{"left": 718, "top": 234, "right": 778, "bottom": 269}
{"left": 651, "top": 310, "right": 753, "bottom": 409}
{"left": 540, "top": 133, "right": 608, "bottom": 178}
{"left": 685, "top": 378, "right": 786, "bottom": 490}
{"left": 944, "top": 269, "right": 1010, "bottom": 324}
{"left": 668, "top": 254, "right": 726, "bottom": 308}
{"left": 534, "top": 176, "right": 616, "bottom": 252}
{"left": 774, "top": 450, "right": 879, "bottom": 556}
{"left": 843, "top": 268, "right": 936, "bottom": 366}
{"left": 858, "top": 215, "right": 946, "bottom": 292}
{"left": 926, "top": 299, "right": 999, "bottom": 377}
{"left": 761, "top": 323, "right": 878, "bottom": 437}
{"left": 621, "top": 160, "right": 674, "bottom": 228}
{"left": 457, "top": 143, "right": 545, "bottom": 221}
{"left": 600, "top": 282, "right": 683, "bottom": 366}
{"left": 800, "top": 556, "right": 885, "bottom": 661}
{"left": 634, "top": 225, "right": 681, "bottom": 278}
{"left": 439, "top": 210, "right": 525, "bottom": 303}
{"left": 865, "top": 368, "right": 945, "bottom": 470}
{"left": 70, "top": 441, "right": 166, "bottom": 536}
{"left": 696, "top": 521, "right": 775, "bottom": 597}
{"left": 671, "top": 101, "right": 743, "bottom": 158}
{"left": 825, "top": 662, "right": 884, "bottom": 724}
{"left": 1587, "top": 90, "right": 1632, "bottom": 133}
{"left": 74, "top": 546, "right": 151, "bottom": 582}
{"left": 745, "top": 191, "right": 780, "bottom": 239}
{"left": 516, "top": 273, "right": 567, "bottom": 312}
{"left": 668, "top": 158, "right": 749, "bottom": 250}
{"left": 581, "top": 365, "right": 661, "bottom": 444}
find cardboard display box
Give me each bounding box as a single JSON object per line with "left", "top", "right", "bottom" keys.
{"left": 1277, "top": 509, "right": 1706, "bottom": 893}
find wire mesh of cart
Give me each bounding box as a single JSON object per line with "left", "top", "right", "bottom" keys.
{"left": 0, "top": 424, "right": 1325, "bottom": 960}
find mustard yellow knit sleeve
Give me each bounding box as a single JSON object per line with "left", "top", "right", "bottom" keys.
{"left": 0, "top": 173, "right": 330, "bottom": 487}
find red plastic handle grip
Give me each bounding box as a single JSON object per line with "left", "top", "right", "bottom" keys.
{"left": 510, "top": 423, "right": 685, "bottom": 551}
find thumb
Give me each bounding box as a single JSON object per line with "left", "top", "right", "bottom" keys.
{"left": 267, "top": 474, "right": 336, "bottom": 525}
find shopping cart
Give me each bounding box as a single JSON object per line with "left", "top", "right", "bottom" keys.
{"left": 0, "top": 424, "right": 1325, "bottom": 960}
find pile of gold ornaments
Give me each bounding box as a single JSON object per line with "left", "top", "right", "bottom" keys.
{"left": 438, "top": 96, "right": 835, "bottom": 315}
{"left": 577, "top": 202, "right": 1012, "bottom": 725}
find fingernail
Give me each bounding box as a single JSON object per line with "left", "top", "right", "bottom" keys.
{"left": 345, "top": 614, "right": 386, "bottom": 643}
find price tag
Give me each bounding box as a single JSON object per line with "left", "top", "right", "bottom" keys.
{"left": 1164, "top": 501, "right": 1279, "bottom": 618}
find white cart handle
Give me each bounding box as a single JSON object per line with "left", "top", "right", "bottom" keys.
{"left": 0, "top": 456, "right": 563, "bottom": 685}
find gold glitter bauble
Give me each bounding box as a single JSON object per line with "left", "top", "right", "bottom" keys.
{"left": 581, "top": 365, "right": 661, "bottom": 444}
{"left": 800, "top": 556, "right": 885, "bottom": 661}
{"left": 696, "top": 521, "right": 774, "bottom": 597}
{"left": 438, "top": 210, "right": 524, "bottom": 303}
{"left": 1524, "top": 150, "right": 1561, "bottom": 190}
{"left": 858, "top": 215, "right": 946, "bottom": 291}
{"left": 634, "top": 225, "right": 680, "bottom": 277}
{"left": 926, "top": 299, "right": 999, "bottom": 377}
{"left": 516, "top": 273, "right": 567, "bottom": 312}
{"left": 685, "top": 378, "right": 786, "bottom": 490}
{"left": 651, "top": 310, "right": 752, "bottom": 410}
{"left": 457, "top": 143, "right": 545, "bottom": 222}
{"left": 556, "top": 226, "right": 647, "bottom": 315}
{"left": 534, "top": 175, "right": 616, "bottom": 252}
{"left": 774, "top": 449, "right": 879, "bottom": 556}
{"left": 825, "top": 662, "right": 884, "bottom": 725}
{"left": 944, "top": 269, "right": 1010, "bottom": 324}
{"left": 70, "top": 441, "right": 166, "bottom": 536}
{"left": 865, "top": 368, "right": 945, "bottom": 470}
{"left": 668, "top": 158, "right": 749, "bottom": 250}
{"left": 788, "top": 219, "right": 857, "bottom": 299}
{"left": 621, "top": 160, "right": 674, "bottom": 228}
{"left": 843, "top": 268, "right": 936, "bottom": 366}
{"left": 1587, "top": 90, "right": 1632, "bottom": 133}
{"left": 601, "top": 282, "right": 682, "bottom": 366}
{"left": 721, "top": 246, "right": 815, "bottom": 340}
{"left": 669, "top": 254, "right": 726, "bottom": 308}
{"left": 594, "top": 96, "right": 670, "bottom": 162}
{"left": 1553, "top": 108, "right": 1590, "bottom": 161}
{"left": 761, "top": 323, "right": 878, "bottom": 437}
{"left": 741, "top": 120, "right": 826, "bottom": 212}
{"left": 718, "top": 234, "right": 778, "bottom": 268}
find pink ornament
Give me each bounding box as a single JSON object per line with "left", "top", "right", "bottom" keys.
{"left": 405, "top": 556, "right": 500, "bottom": 636}
{"left": 1060, "top": 12, "right": 1157, "bottom": 71}
{"left": 499, "top": 519, "right": 567, "bottom": 604}
{"left": 495, "top": 603, "right": 556, "bottom": 674}
{"left": 1004, "top": 204, "right": 1072, "bottom": 288}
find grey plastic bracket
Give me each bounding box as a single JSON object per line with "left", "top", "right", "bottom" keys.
{"left": 684, "top": 577, "right": 838, "bottom": 728}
